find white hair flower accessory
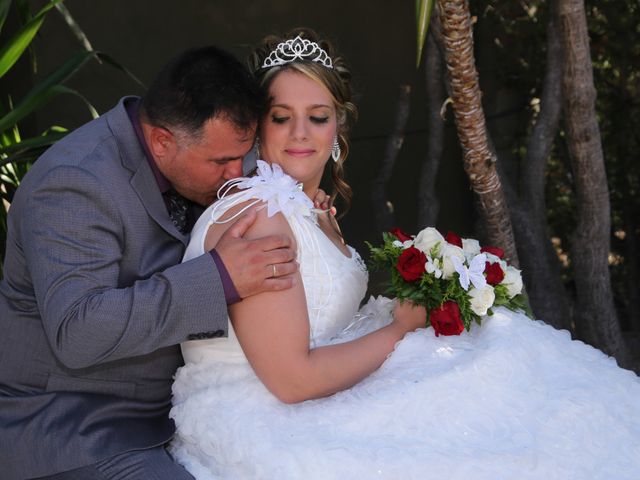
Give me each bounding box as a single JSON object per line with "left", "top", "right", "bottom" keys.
{"left": 210, "top": 160, "right": 314, "bottom": 225}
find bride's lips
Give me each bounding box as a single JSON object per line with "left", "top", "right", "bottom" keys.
{"left": 285, "top": 148, "right": 315, "bottom": 158}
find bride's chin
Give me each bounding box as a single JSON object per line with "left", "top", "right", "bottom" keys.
{"left": 268, "top": 161, "right": 300, "bottom": 179}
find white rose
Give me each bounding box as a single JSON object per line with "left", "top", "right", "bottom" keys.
{"left": 440, "top": 244, "right": 466, "bottom": 279}
{"left": 413, "top": 227, "right": 445, "bottom": 256}
{"left": 462, "top": 238, "right": 481, "bottom": 259}
{"left": 469, "top": 285, "right": 495, "bottom": 316}
{"left": 502, "top": 265, "right": 523, "bottom": 298}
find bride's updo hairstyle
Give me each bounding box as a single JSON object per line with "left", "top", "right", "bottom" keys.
{"left": 249, "top": 28, "right": 357, "bottom": 216}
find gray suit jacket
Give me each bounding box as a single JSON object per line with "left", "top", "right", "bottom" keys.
{"left": 0, "top": 97, "right": 228, "bottom": 479}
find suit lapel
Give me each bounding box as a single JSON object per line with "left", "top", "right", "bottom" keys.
{"left": 130, "top": 161, "right": 189, "bottom": 245}
{"left": 106, "top": 97, "right": 189, "bottom": 245}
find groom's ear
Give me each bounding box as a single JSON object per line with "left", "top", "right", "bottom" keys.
{"left": 147, "top": 126, "right": 177, "bottom": 160}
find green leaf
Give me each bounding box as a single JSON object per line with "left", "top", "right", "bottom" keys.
{"left": 0, "top": 130, "right": 66, "bottom": 155}
{"left": 0, "top": 83, "right": 98, "bottom": 133}
{"left": 0, "top": 50, "right": 96, "bottom": 132}
{"left": 415, "top": 0, "right": 435, "bottom": 67}
{"left": 1, "top": 148, "right": 43, "bottom": 167}
{"left": 54, "top": 2, "right": 93, "bottom": 52}
{"left": 14, "top": 0, "right": 31, "bottom": 24}
{"left": 0, "top": 0, "right": 11, "bottom": 34}
{"left": 96, "top": 52, "right": 145, "bottom": 90}
{"left": 56, "top": 85, "right": 98, "bottom": 118}
{"left": 0, "top": 10, "right": 44, "bottom": 78}
{"left": 14, "top": 0, "right": 37, "bottom": 73}
{"left": 0, "top": 158, "right": 30, "bottom": 188}
{"left": 0, "top": 0, "right": 63, "bottom": 79}
{"left": 0, "top": 83, "right": 55, "bottom": 132}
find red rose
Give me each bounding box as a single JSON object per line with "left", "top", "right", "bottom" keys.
{"left": 481, "top": 245, "right": 504, "bottom": 259}
{"left": 445, "top": 231, "right": 463, "bottom": 248}
{"left": 390, "top": 227, "right": 412, "bottom": 242}
{"left": 484, "top": 262, "right": 505, "bottom": 286}
{"left": 396, "top": 246, "right": 427, "bottom": 282}
{"left": 429, "top": 301, "right": 464, "bottom": 336}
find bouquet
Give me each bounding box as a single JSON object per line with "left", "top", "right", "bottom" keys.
{"left": 367, "top": 227, "right": 529, "bottom": 336}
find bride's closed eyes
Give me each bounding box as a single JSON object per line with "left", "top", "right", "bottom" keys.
{"left": 268, "top": 103, "right": 334, "bottom": 125}
{"left": 270, "top": 115, "right": 330, "bottom": 125}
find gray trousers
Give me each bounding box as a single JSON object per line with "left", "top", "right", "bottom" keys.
{"left": 33, "top": 446, "right": 195, "bottom": 480}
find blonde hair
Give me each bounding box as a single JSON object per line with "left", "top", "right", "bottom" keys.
{"left": 250, "top": 28, "right": 357, "bottom": 216}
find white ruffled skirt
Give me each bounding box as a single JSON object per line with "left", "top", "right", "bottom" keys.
{"left": 169, "top": 298, "right": 640, "bottom": 480}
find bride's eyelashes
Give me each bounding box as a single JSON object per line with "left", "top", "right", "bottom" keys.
{"left": 269, "top": 115, "right": 330, "bottom": 125}
{"left": 310, "top": 116, "right": 329, "bottom": 124}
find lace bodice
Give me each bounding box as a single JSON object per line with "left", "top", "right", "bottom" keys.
{"left": 181, "top": 161, "right": 368, "bottom": 364}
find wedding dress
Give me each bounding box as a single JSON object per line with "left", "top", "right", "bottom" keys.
{"left": 170, "top": 161, "right": 640, "bottom": 480}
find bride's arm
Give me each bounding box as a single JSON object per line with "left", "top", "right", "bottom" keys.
{"left": 208, "top": 205, "right": 425, "bottom": 404}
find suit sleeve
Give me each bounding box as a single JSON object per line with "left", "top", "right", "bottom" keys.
{"left": 21, "top": 165, "right": 228, "bottom": 369}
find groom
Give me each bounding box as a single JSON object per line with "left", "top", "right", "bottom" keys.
{"left": 0, "top": 46, "right": 297, "bottom": 479}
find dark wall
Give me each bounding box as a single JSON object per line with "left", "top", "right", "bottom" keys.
{"left": 31, "top": 0, "right": 474, "bottom": 262}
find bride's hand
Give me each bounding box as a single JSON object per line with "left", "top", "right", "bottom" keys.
{"left": 391, "top": 300, "right": 427, "bottom": 334}
{"left": 312, "top": 189, "right": 337, "bottom": 216}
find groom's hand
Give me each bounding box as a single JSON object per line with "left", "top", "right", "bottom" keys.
{"left": 215, "top": 209, "right": 298, "bottom": 298}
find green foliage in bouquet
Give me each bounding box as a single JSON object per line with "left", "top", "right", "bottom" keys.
{"left": 367, "top": 229, "right": 531, "bottom": 336}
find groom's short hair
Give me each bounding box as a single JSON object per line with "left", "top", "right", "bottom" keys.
{"left": 142, "top": 45, "right": 266, "bottom": 135}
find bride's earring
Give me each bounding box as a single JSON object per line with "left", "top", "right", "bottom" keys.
{"left": 254, "top": 137, "right": 261, "bottom": 159}
{"left": 331, "top": 136, "right": 341, "bottom": 162}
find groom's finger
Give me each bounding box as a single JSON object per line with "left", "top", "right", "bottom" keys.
{"left": 260, "top": 242, "right": 295, "bottom": 264}
{"left": 251, "top": 233, "right": 292, "bottom": 253}
{"left": 215, "top": 209, "right": 298, "bottom": 298}
{"left": 264, "top": 258, "right": 297, "bottom": 279}
{"left": 262, "top": 275, "right": 297, "bottom": 291}
{"left": 225, "top": 208, "right": 258, "bottom": 238}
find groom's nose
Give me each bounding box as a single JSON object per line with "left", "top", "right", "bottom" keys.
{"left": 223, "top": 159, "right": 243, "bottom": 180}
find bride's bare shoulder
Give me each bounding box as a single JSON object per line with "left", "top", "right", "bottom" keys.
{"left": 204, "top": 199, "right": 295, "bottom": 251}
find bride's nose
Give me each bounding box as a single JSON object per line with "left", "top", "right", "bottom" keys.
{"left": 290, "top": 117, "right": 308, "bottom": 141}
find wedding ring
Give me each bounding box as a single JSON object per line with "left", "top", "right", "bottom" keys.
{"left": 272, "top": 264, "right": 277, "bottom": 278}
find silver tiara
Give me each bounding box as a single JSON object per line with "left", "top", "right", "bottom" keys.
{"left": 261, "top": 35, "right": 333, "bottom": 69}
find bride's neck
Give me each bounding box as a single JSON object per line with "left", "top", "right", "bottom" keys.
{"left": 302, "top": 182, "right": 321, "bottom": 200}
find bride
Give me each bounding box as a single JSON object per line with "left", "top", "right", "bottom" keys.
{"left": 170, "top": 29, "right": 640, "bottom": 479}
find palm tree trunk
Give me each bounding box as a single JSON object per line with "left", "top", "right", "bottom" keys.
{"left": 436, "top": 0, "right": 518, "bottom": 265}
{"left": 371, "top": 84, "right": 411, "bottom": 232}
{"left": 417, "top": 15, "right": 446, "bottom": 229}
{"left": 557, "top": 0, "right": 631, "bottom": 367}
{"left": 510, "top": 2, "right": 573, "bottom": 330}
